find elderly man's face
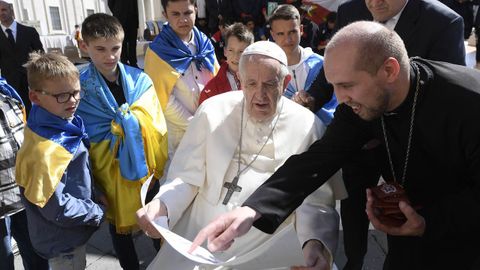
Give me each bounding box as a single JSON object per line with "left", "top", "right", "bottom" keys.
{"left": 365, "top": 0, "right": 407, "bottom": 22}
{"left": 0, "top": 2, "right": 14, "bottom": 25}
{"left": 324, "top": 46, "right": 389, "bottom": 121}
{"left": 241, "top": 57, "right": 288, "bottom": 121}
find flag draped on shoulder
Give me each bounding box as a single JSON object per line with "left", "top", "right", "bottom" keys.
{"left": 144, "top": 23, "right": 218, "bottom": 109}
{"left": 0, "top": 77, "right": 23, "bottom": 105}
{"left": 77, "top": 62, "right": 168, "bottom": 232}
{"left": 16, "top": 105, "right": 89, "bottom": 207}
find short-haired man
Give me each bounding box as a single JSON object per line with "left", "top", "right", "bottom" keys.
{"left": 193, "top": 21, "right": 480, "bottom": 270}
{"left": 0, "top": 0, "right": 44, "bottom": 115}
{"left": 145, "top": 0, "right": 219, "bottom": 160}
{"left": 137, "top": 41, "right": 346, "bottom": 270}
{"left": 269, "top": 4, "right": 337, "bottom": 125}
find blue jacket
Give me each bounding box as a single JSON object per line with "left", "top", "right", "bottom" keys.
{"left": 21, "top": 141, "right": 104, "bottom": 259}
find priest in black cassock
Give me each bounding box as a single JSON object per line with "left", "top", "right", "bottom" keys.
{"left": 192, "top": 21, "right": 480, "bottom": 270}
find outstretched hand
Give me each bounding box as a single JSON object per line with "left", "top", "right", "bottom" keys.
{"left": 366, "top": 189, "right": 426, "bottom": 236}
{"left": 189, "top": 206, "right": 260, "bottom": 253}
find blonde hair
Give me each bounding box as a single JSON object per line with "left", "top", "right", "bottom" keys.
{"left": 25, "top": 52, "right": 79, "bottom": 90}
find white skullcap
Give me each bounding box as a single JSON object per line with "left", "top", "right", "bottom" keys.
{"left": 242, "top": 41, "right": 288, "bottom": 67}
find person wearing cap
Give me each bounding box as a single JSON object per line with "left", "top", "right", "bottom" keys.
{"left": 136, "top": 41, "right": 345, "bottom": 270}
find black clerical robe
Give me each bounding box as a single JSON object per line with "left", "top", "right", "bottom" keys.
{"left": 243, "top": 58, "right": 480, "bottom": 270}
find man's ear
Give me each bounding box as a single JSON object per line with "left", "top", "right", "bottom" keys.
{"left": 300, "top": 24, "right": 304, "bottom": 36}
{"left": 383, "top": 57, "right": 401, "bottom": 83}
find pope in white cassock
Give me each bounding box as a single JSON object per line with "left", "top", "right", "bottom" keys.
{"left": 136, "top": 41, "right": 346, "bottom": 270}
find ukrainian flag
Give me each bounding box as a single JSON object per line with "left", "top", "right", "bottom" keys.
{"left": 16, "top": 105, "right": 89, "bottom": 207}
{"left": 78, "top": 63, "right": 168, "bottom": 232}
{"left": 145, "top": 23, "right": 218, "bottom": 110}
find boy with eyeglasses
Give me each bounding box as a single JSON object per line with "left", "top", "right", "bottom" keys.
{"left": 77, "top": 13, "right": 168, "bottom": 270}
{"left": 15, "top": 52, "right": 105, "bottom": 270}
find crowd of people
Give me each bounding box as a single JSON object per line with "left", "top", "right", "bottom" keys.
{"left": 1, "top": 0, "right": 480, "bottom": 270}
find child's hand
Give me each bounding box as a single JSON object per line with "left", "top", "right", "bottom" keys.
{"left": 97, "top": 194, "right": 109, "bottom": 209}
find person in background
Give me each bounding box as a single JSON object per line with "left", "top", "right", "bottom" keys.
{"left": 269, "top": 4, "right": 337, "bottom": 126}
{"left": 78, "top": 13, "right": 168, "bottom": 270}
{"left": 210, "top": 18, "right": 228, "bottom": 64}
{"left": 108, "top": 0, "right": 139, "bottom": 67}
{"left": 243, "top": 16, "right": 267, "bottom": 41}
{"left": 199, "top": 23, "right": 253, "bottom": 105}
{"left": 144, "top": 0, "right": 218, "bottom": 161}
{"left": 0, "top": 77, "right": 48, "bottom": 270}
{"left": 315, "top": 12, "right": 336, "bottom": 56}
{"left": 206, "top": 0, "right": 234, "bottom": 35}
{"left": 298, "top": 6, "right": 319, "bottom": 50}
{"left": 0, "top": 0, "right": 44, "bottom": 115}
{"left": 73, "top": 24, "right": 82, "bottom": 47}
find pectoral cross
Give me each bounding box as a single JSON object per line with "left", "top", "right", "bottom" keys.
{"left": 222, "top": 176, "right": 242, "bottom": 205}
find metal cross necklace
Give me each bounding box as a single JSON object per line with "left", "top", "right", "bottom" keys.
{"left": 222, "top": 99, "right": 284, "bottom": 205}
{"left": 380, "top": 65, "right": 421, "bottom": 187}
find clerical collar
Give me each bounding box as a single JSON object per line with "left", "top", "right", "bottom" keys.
{"left": 384, "top": 61, "right": 424, "bottom": 117}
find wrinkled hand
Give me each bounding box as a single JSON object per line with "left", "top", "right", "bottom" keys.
{"left": 293, "top": 90, "right": 315, "bottom": 111}
{"left": 189, "top": 206, "right": 259, "bottom": 253}
{"left": 291, "top": 240, "right": 330, "bottom": 270}
{"left": 366, "top": 189, "right": 425, "bottom": 236}
{"left": 135, "top": 199, "right": 168, "bottom": 239}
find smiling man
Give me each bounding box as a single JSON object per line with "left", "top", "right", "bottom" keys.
{"left": 137, "top": 41, "right": 345, "bottom": 270}
{"left": 145, "top": 0, "right": 219, "bottom": 161}
{"left": 192, "top": 21, "right": 480, "bottom": 270}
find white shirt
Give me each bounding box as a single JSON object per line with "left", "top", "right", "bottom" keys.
{"left": 380, "top": 0, "right": 409, "bottom": 30}
{"left": 226, "top": 70, "right": 239, "bottom": 90}
{"left": 164, "top": 32, "right": 215, "bottom": 157}
{"left": 149, "top": 92, "right": 344, "bottom": 270}
{"left": 1, "top": 20, "right": 17, "bottom": 41}
{"left": 287, "top": 47, "right": 312, "bottom": 92}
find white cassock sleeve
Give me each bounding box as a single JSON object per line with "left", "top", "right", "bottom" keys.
{"left": 154, "top": 107, "right": 209, "bottom": 228}
{"left": 294, "top": 117, "right": 341, "bottom": 266}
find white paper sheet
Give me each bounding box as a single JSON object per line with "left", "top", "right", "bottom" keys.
{"left": 151, "top": 216, "right": 236, "bottom": 265}
{"left": 140, "top": 176, "right": 236, "bottom": 265}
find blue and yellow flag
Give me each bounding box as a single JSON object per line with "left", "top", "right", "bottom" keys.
{"left": 77, "top": 63, "right": 168, "bottom": 232}
{"left": 16, "top": 105, "right": 89, "bottom": 207}
{"left": 145, "top": 24, "right": 218, "bottom": 110}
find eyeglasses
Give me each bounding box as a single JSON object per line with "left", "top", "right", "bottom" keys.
{"left": 35, "top": 89, "right": 85, "bottom": 103}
